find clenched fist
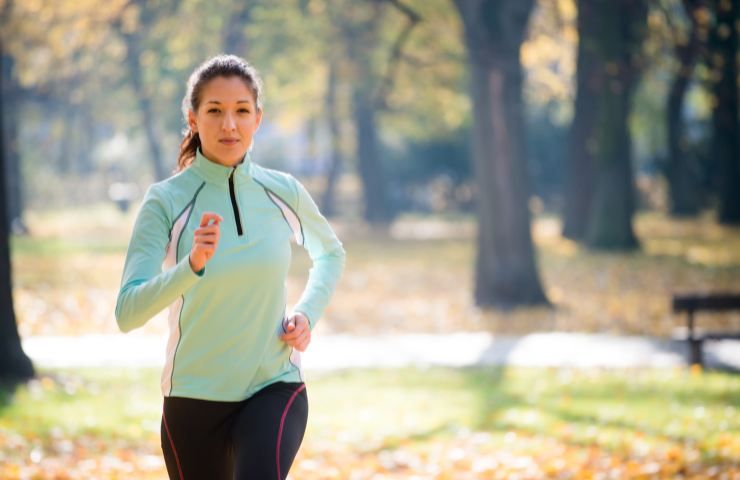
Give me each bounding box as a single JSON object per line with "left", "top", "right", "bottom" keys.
{"left": 189, "top": 212, "right": 223, "bottom": 272}
{"left": 280, "top": 313, "right": 311, "bottom": 352}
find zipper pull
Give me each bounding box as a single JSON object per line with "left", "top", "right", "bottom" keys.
{"left": 228, "top": 168, "right": 244, "bottom": 236}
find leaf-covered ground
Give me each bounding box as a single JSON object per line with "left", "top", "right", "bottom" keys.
{"left": 1, "top": 367, "right": 737, "bottom": 479}
{"left": 10, "top": 206, "right": 740, "bottom": 337}
{"left": 6, "top": 205, "right": 740, "bottom": 478}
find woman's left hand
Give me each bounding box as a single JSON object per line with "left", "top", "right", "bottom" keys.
{"left": 280, "top": 313, "right": 311, "bottom": 352}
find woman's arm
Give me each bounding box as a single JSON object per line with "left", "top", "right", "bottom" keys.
{"left": 290, "top": 178, "right": 346, "bottom": 330}
{"left": 115, "top": 186, "right": 204, "bottom": 333}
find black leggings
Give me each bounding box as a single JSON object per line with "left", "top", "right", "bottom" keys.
{"left": 161, "top": 382, "right": 308, "bottom": 480}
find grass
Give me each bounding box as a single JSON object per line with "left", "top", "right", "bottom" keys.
{"left": 0, "top": 369, "right": 161, "bottom": 439}
{"left": 0, "top": 366, "right": 737, "bottom": 478}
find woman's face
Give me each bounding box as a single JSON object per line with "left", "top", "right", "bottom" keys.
{"left": 188, "top": 75, "right": 263, "bottom": 167}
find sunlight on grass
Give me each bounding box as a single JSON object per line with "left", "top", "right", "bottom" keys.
{"left": 0, "top": 366, "right": 737, "bottom": 478}
{"left": 0, "top": 369, "right": 161, "bottom": 439}
{"left": 637, "top": 212, "right": 740, "bottom": 268}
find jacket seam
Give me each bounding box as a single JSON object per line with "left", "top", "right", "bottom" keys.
{"left": 173, "top": 182, "right": 205, "bottom": 258}
{"left": 169, "top": 181, "right": 206, "bottom": 395}
{"left": 253, "top": 178, "right": 305, "bottom": 246}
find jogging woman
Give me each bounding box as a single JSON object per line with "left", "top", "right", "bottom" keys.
{"left": 115, "top": 54, "right": 345, "bottom": 479}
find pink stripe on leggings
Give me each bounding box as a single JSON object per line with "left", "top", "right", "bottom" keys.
{"left": 276, "top": 383, "right": 306, "bottom": 480}
{"left": 162, "top": 411, "right": 185, "bottom": 480}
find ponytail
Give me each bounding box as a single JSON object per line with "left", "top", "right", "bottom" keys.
{"left": 176, "top": 130, "right": 201, "bottom": 172}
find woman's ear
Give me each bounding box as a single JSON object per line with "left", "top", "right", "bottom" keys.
{"left": 255, "top": 108, "right": 263, "bottom": 131}
{"left": 187, "top": 110, "right": 198, "bottom": 133}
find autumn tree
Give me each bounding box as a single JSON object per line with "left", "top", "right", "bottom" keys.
{"left": 708, "top": 0, "right": 740, "bottom": 224}
{"left": 222, "top": 2, "right": 255, "bottom": 56}
{"left": 562, "top": 0, "right": 598, "bottom": 240}
{"left": 337, "top": 0, "right": 421, "bottom": 224}
{"left": 664, "top": 0, "right": 707, "bottom": 216}
{"left": 112, "top": 0, "right": 181, "bottom": 181}
{"left": 0, "top": 0, "right": 26, "bottom": 234}
{"left": 452, "top": 0, "right": 548, "bottom": 307}
{"left": 299, "top": 0, "right": 465, "bottom": 219}
{"left": 583, "top": 0, "right": 647, "bottom": 250}
{"left": 319, "top": 52, "right": 344, "bottom": 217}
{"left": 0, "top": 36, "right": 34, "bottom": 386}
{"left": 281, "top": 0, "right": 349, "bottom": 218}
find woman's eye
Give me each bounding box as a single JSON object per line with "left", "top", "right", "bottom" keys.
{"left": 238, "top": 109, "right": 250, "bottom": 114}
{"left": 207, "top": 108, "right": 220, "bottom": 114}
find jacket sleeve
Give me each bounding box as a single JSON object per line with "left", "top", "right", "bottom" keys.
{"left": 115, "top": 185, "right": 203, "bottom": 333}
{"left": 290, "top": 177, "right": 346, "bottom": 330}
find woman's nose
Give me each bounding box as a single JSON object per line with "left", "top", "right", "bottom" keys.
{"left": 222, "top": 113, "right": 236, "bottom": 131}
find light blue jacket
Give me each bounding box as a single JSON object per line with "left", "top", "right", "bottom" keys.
{"left": 115, "top": 149, "right": 345, "bottom": 401}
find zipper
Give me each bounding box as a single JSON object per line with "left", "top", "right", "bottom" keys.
{"left": 228, "top": 168, "right": 244, "bottom": 236}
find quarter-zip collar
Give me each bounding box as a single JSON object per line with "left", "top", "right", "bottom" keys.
{"left": 191, "top": 148, "right": 252, "bottom": 185}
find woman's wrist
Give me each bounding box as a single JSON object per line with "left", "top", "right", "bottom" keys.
{"left": 188, "top": 252, "right": 204, "bottom": 273}
{"left": 293, "top": 311, "right": 311, "bottom": 327}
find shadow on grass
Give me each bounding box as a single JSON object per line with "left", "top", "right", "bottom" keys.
{"left": 0, "top": 377, "right": 31, "bottom": 417}
{"left": 463, "top": 365, "right": 519, "bottom": 428}
{"left": 535, "top": 403, "right": 715, "bottom": 449}
{"left": 462, "top": 367, "right": 738, "bottom": 464}
{"left": 0, "top": 385, "right": 13, "bottom": 412}
{"left": 529, "top": 372, "right": 739, "bottom": 406}
{"left": 367, "top": 366, "right": 513, "bottom": 453}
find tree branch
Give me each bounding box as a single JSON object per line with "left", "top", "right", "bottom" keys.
{"left": 373, "top": 0, "right": 422, "bottom": 108}
{"left": 652, "top": 0, "right": 680, "bottom": 47}
{"left": 379, "top": 0, "right": 422, "bottom": 23}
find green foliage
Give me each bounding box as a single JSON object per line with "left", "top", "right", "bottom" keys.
{"left": 2, "top": 0, "right": 735, "bottom": 218}
{"left": 1, "top": 0, "right": 471, "bottom": 201}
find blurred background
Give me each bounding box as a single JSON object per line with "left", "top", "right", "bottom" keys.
{"left": 0, "top": 0, "right": 739, "bottom": 478}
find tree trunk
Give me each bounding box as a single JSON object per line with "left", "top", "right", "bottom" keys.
{"left": 710, "top": 0, "right": 740, "bottom": 224}
{"left": 454, "top": 0, "right": 548, "bottom": 308}
{"left": 57, "top": 107, "right": 73, "bottom": 174}
{"left": 666, "top": 0, "right": 703, "bottom": 217}
{"left": 56, "top": 102, "right": 82, "bottom": 175}
{"left": 562, "top": 0, "right": 599, "bottom": 240}
{"left": 116, "top": 0, "right": 168, "bottom": 181}
{"left": 0, "top": 52, "right": 25, "bottom": 234}
{"left": 341, "top": 4, "right": 393, "bottom": 225}
{"left": 352, "top": 86, "right": 391, "bottom": 224}
{"left": 78, "top": 108, "right": 95, "bottom": 175}
{"left": 321, "top": 59, "right": 343, "bottom": 217}
{"left": 123, "top": 32, "right": 167, "bottom": 181}
{"left": 584, "top": 0, "right": 646, "bottom": 250}
{"left": 0, "top": 36, "right": 34, "bottom": 386}
{"left": 222, "top": 3, "right": 253, "bottom": 56}
{"left": 586, "top": 85, "right": 640, "bottom": 248}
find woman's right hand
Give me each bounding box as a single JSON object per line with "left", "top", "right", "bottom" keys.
{"left": 189, "top": 212, "right": 223, "bottom": 272}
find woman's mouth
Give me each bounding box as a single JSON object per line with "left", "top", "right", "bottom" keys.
{"left": 219, "top": 138, "right": 240, "bottom": 146}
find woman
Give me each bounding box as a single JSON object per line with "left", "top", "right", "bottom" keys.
{"left": 115, "top": 54, "right": 345, "bottom": 479}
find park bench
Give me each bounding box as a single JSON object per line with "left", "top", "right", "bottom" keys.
{"left": 672, "top": 292, "right": 740, "bottom": 367}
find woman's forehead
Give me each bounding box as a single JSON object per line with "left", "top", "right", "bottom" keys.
{"left": 200, "top": 76, "right": 255, "bottom": 104}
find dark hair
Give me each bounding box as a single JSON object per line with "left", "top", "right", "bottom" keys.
{"left": 176, "top": 54, "right": 264, "bottom": 172}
